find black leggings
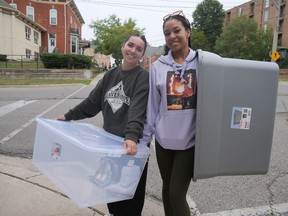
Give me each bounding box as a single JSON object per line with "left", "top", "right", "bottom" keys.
{"left": 107, "top": 162, "right": 148, "bottom": 216}
{"left": 155, "top": 140, "right": 194, "bottom": 216}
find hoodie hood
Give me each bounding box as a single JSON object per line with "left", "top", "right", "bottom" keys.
{"left": 158, "top": 48, "right": 197, "bottom": 83}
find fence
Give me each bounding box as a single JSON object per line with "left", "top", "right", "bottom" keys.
{"left": 0, "top": 55, "right": 43, "bottom": 69}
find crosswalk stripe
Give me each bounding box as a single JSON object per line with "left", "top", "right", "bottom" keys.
{"left": 0, "top": 85, "right": 86, "bottom": 145}
{"left": 0, "top": 100, "right": 37, "bottom": 118}
{"left": 201, "top": 202, "right": 288, "bottom": 216}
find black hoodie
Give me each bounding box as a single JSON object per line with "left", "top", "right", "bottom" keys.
{"left": 64, "top": 65, "right": 149, "bottom": 143}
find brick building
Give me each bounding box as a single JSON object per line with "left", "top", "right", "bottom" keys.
{"left": 4, "top": 0, "right": 86, "bottom": 54}
{"left": 224, "top": 0, "right": 288, "bottom": 55}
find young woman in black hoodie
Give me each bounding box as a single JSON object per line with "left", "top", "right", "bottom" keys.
{"left": 57, "top": 34, "right": 149, "bottom": 216}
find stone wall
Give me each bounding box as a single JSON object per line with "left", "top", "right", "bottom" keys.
{"left": 0, "top": 68, "right": 287, "bottom": 80}
{"left": 280, "top": 69, "right": 288, "bottom": 80}
{"left": 0, "top": 69, "right": 92, "bottom": 79}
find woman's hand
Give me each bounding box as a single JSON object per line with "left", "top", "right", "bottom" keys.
{"left": 56, "top": 116, "right": 66, "bottom": 121}
{"left": 124, "top": 139, "right": 137, "bottom": 155}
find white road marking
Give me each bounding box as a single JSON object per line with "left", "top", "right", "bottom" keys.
{"left": 0, "top": 100, "right": 37, "bottom": 118}
{"left": 201, "top": 202, "right": 288, "bottom": 216}
{"left": 0, "top": 85, "right": 86, "bottom": 145}
{"left": 187, "top": 195, "right": 201, "bottom": 215}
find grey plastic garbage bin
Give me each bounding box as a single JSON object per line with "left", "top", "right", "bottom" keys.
{"left": 193, "top": 50, "right": 279, "bottom": 181}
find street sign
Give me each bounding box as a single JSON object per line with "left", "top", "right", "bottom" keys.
{"left": 271, "top": 51, "right": 280, "bottom": 62}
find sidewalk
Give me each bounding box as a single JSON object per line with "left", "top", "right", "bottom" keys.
{"left": 0, "top": 154, "right": 164, "bottom": 216}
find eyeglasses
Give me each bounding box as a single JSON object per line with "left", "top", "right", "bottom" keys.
{"left": 163, "top": 10, "right": 188, "bottom": 22}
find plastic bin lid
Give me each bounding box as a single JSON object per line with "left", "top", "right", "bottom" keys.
{"left": 36, "top": 118, "right": 150, "bottom": 156}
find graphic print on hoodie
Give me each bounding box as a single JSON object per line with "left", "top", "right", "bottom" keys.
{"left": 166, "top": 69, "right": 197, "bottom": 110}
{"left": 104, "top": 81, "right": 130, "bottom": 113}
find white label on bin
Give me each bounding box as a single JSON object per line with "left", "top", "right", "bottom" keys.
{"left": 231, "top": 107, "right": 252, "bottom": 130}
{"left": 51, "top": 142, "right": 62, "bottom": 160}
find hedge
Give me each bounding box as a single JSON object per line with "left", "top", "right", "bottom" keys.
{"left": 40, "top": 53, "right": 92, "bottom": 69}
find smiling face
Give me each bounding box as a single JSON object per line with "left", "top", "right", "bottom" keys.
{"left": 121, "top": 36, "right": 145, "bottom": 66}
{"left": 163, "top": 19, "right": 191, "bottom": 54}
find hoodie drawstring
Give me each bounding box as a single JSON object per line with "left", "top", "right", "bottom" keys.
{"left": 172, "top": 60, "right": 188, "bottom": 83}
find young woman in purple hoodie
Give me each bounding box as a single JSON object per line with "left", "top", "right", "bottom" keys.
{"left": 141, "top": 11, "right": 197, "bottom": 216}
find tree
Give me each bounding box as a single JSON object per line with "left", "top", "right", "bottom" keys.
{"left": 215, "top": 16, "right": 273, "bottom": 61}
{"left": 89, "top": 15, "right": 144, "bottom": 65}
{"left": 192, "top": 0, "right": 225, "bottom": 51}
{"left": 191, "top": 30, "right": 212, "bottom": 51}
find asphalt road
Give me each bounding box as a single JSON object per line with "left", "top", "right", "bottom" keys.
{"left": 0, "top": 81, "right": 287, "bottom": 215}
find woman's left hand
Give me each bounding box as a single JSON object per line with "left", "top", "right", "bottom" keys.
{"left": 124, "top": 140, "right": 137, "bottom": 155}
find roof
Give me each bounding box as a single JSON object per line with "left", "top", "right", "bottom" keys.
{"left": 69, "top": 0, "right": 85, "bottom": 24}
{"left": 0, "top": 0, "right": 15, "bottom": 9}
{"left": 146, "top": 45, "right": 164, "bottom": 57}
{"left": 0, "top": 0, "right": 46, "bottom": 32}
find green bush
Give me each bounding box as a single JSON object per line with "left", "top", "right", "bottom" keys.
{"left": 40, "top": 53, "right": 92, "bottom": 69}
{"left": 277, "top": 57, "right": 288, "bottom": 69}
{"left": 0, "top": 54, "right": 7, "bottom": 62}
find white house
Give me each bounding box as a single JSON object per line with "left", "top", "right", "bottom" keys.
{"left": 0, "top": 0, "right": 46, "bottom": 59}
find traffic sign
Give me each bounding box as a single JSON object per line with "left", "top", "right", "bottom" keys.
{"left": 271, "top": 51, "right": 280, "bottom": 62}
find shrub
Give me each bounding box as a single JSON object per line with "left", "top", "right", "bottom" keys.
{"left": 40, "top": 53, "right": 92, "bottom": 69}
{"left": 277, "top": 57, "right": 288, "bottom": 69}
{"left": 0, "top": 54, "right": 7, "bottom": 62}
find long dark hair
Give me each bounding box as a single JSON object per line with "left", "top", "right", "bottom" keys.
{"left": 162, "top": 13, "right": 192, "bottom": 55}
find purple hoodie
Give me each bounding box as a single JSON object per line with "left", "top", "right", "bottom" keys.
{"left": 140, "top": 48, "right": 198, "bottom": 150}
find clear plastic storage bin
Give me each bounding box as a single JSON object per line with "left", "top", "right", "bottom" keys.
{"left": 32, "top": 118, "right": 150, "bottom": 208}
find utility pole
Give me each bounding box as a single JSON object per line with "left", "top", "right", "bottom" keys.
{"left": 271, "top": 0, "right": 281, "bottom": 56}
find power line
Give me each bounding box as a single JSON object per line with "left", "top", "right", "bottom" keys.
{"left": 75, "top": 0, "right": 184, "bottom": 13}
{"left": 75, "top": 0, "right": 260, "bottom": 15}
{"left": 75, "top": 0, "right": 195, "bottom": 9}
{"left": 77, "top": 0, "right": 283, "bottom": 46}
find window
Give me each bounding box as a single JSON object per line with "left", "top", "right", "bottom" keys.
{"left": 226, "top": 12, "right": 231, "bottom": 23}
{"left": 279, "top": 20, "right": 283, "bottom": 32}
{"left": 9, "top": 3, "right": 17, "bottom": 9}
{"left": 26, "top": 6, "right": 34, "bottom": 21}
{"left": 238, "top": 7, "right": 243, "bottom": 16}
{"left": 25, "top": 26, "right": 31, "bottom": 40}
{"left": 34, "top": 31, "right": 39, "bottom": 44}
{"left": 50, "top": 9, "right": 57, "bottom": 25}
{"left": 249, "top": 3, "right": 254, "bottom": 14}
{"left": 264, "top": 10, "right": 269, "bottom": 22}
{"left": 70, "top": 36, "right": 79, "bottom": 54}
{"left": 265, "top": 0, "right": 270, "bottom": 8}
{"left": 25, "top": 49, "right": 31, "bottom": 59}
{"left": 280, "top": 6, "right": 284, "bottom": 18}
{"left": 278, "top": 34, "right": 282, "bottom": 46}
{"left": 34, "top": 52, "right": 39, "bottom": 61}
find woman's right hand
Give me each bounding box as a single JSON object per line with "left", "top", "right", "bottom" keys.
{"left": 56, "top": 116, "right": 66, "bottom": 121}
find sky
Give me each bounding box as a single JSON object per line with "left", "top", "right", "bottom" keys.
{"left": 75, "top": 0, "right": 249, "bottom": 47}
